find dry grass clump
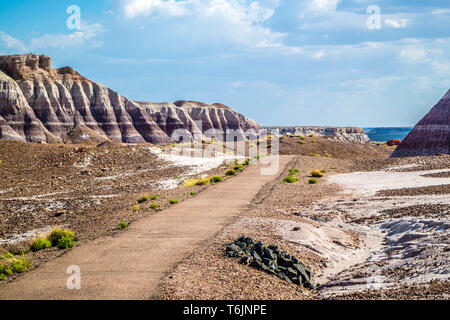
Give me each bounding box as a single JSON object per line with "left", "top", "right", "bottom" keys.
{"left": 137, "top": 194, "right": 150, "bottom": 203}
{"left": 0, "top": 252, "right": 31, "bottom": 280}
{"left": 311, "top": 169, "right": 323, "bottom": 178}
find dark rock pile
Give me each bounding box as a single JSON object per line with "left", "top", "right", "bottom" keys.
{"left": 226, "top": 236, "right": 314, "bottom": 289}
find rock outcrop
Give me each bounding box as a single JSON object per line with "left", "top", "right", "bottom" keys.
{"left": 0, "top": 54, "right": 259, "bottom": 144}
{"left": 264, "top": 126, "right": 370, "bottom": 143}
{"left": 391, "top": 90, "right": 450, "bottom": 158}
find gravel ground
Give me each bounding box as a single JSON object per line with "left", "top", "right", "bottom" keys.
{"left": 158, "top": 217, "right": 323, "bottom": 300}
{"left": 160, "top": 150, "right": 449, "bottom": 300}
{"left": 352, "top": 204, "right": 450, "bottom": 224}
{"left": 0, "top": 140, "right": 240, "bottom": 279}
{"left": 331, "top": 280, "right": 449, "bottom": 300}
{"left": 422, "top": 171, "right": 450, "bottom": 178}
{"left": 376, "top": 184, "right": 450, "bottom": 197}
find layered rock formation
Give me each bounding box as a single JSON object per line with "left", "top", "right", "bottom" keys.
{"left": 0, "top": 54, "right": 259, "bottom": 144}
{"left": 264, "top": 126, "right": 370, "bottom": 143}
{"left": 391, "top": 90, "right": 450, "bottom": 158}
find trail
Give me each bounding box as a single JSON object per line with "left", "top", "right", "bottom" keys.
{"left": 0, "top": 156, "right": 293, "bottom": 300}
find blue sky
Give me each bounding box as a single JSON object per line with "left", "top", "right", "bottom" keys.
{"left": 1, "top": 0, "right": 449, "bottom": 127}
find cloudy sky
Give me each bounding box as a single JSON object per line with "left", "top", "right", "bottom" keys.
{"left": 1, "top": 0, "right": 449, "bottom": 127}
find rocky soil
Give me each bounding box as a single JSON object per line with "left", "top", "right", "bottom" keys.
{"left": 160, "top": 149, "right": 449, "bottom": 300}
{"left": 0, "top": 140, "right": 240, "bottom": 282}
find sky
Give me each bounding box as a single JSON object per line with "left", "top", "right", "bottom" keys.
{"left": 0, "top": 0, "right": 449, "bottom": 127}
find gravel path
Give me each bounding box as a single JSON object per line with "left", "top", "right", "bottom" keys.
{"left": 0, "top": 156, "right": 293, "bottom": 300}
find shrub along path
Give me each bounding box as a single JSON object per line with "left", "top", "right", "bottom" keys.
{"left": 0, "top": 156, "right": 294, "bottom": 299}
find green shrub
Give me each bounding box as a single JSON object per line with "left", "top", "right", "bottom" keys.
{"left": 0, "top": 273, "right": 5, "bottom": 281}
{"left": 57, "top": 236, "right": 76, "bottom": 249}
{"left": 311, "top": 169, "right": 323, "bottom": 178}
{"left": 309, "top": 153, "right": 320, "bottom": 157}
{"left": 48, "top": 229, "right": 75, "bottom": 247}
{"left": 117, "top": 221, "right": 128, "bottom": 230}
{"left": 190, "top": 192, "right": 195, "bottom": 196}
{"left": 133, "top": 204, "right": 141, "bottom": 211}
{"left": 234, "top": 164, "right": 243, "bottom": 171}
{"left": 169, "top": 199, "right": 178, "bottom": 204}
{"left": 298, "top": 140, "right": 306, "bottom": 144}
{"left": 1, "top": 252, "right": 14, "bottom": 259}
{"left": 283, "top": 175, "right": 298, "bottom": 183}
{"left": 151, "top": 195, "right": 158, "bottom": 200}
{"left": 321, "top": 170, "right": 327, "bottom": 173}
{"left": 309, "top": 179, "right": 318, "bottom": 184}
{"left": 137, "top": 194, "right": 150, "bottom": 203}
{"left": 1, "top": 255, "right": 31, "bottom": 276}
{"left": 30, "top": 238, "right": 52, "bottom": 252}
{"left": 244, "top": 159, "right": 250, "bottom": 165}
{"left": 0, "top": 160, "right": 2, "bottom": 166}
{"left": 289, "top": 168, "right": 299, "bottom": 175}
{"left": 226, "top": 169, "right": 236, "bottom": 176}
{"left": 150, "top": 202, "right": 158, "bottom": 210}
{"left": 210, "top": 176, "right": 223, "bottom": 183}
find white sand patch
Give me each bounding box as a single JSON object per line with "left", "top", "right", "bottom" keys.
{"left": 266, "top": 218, "right": 383, "bottom": 284}
{"left": 327, "top": 169, "right": 450, "bottom": 196}
{"left": 148, "top": 146, "right": 244, "bottom": 190}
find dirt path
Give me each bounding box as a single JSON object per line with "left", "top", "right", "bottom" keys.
{"left": 0, "top": 156, "right": 293, "bottom": 300}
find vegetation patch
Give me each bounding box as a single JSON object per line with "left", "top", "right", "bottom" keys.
{"left": 283, "top": 168, "right": 299, "bottom": 183}
{"left": 283, "top": 175, "right": 298, "bottom": 183}
{"left": 210, "top": 176, "right": 223, "bottom": 183}
{"left": 48, "top": 229, "right": 75, "bottom": 247}
{"left": 0, "top": 252, "right": 31, "bottom": 280}
{"left": 169, "top": 199, "right": 178, "bottom": 204}
{"left": 226, "top": 169, "right": 236, "bottom": 176}
{"left": 309, "top": 153, "right": 320, "bottom": 157}
{"left": 308, "top": 179, "right": 318, "bottom": 184}
{"left": 133, "top": 204, "right": 141, "bottom": 211}
{"left": 151, "top": 195, "right": 158, "bottom": 200}
{"left": 311, "top": 169, "right": 323, "bottom": 178}
{"left": 57, "top": 236, "right": 76, "bottom": 249}
{"left": 150, "top": 202, "right": 159, "bottom": 210}
{"left": 137, "top": 194, "right": 150, "bottom": 203}
{"left": 117, "top": 221, "right": 128, "bottom": 230}
{"left": 29, "top": 238, "right": 52, "bottom": 252}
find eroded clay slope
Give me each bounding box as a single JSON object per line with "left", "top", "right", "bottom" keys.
{"left": 0, "top": 54, "right": 259, "bottom": 144}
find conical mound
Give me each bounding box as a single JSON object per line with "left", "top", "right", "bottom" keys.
{"left": 391, "top": 89, "right": 450, "bottom": 158}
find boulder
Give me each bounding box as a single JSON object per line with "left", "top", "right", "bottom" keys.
{"left": 387, "top": 139, "right": 401, "bottom": 146}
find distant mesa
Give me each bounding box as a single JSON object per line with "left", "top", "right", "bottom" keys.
{"left": 0, "top": 54, "right": 259, "bottom": 144}
{"left": 391, "top": 89, "right": 450, "bottom": 158}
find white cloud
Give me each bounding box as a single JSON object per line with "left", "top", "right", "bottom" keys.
{"left": 122, "top": 0, "right": 284, "bottom": 49}
{"left": 124, "top": 0, "right": 189, "bottom": 18}
{"left": 312, "top": 49, "right": 325, "bottom": 59}
{"left": 384, "top": 18, "right": 408, "bottom": 29}
{"left": 29, "top": 23, "right": 105, "bottom": 50}
{"left": 400, "top": 47, "right": 426, "bottom": 62}
{"left": 432, "top": 9, "right": 450, "bottom": 15}
{"left": 308, "top": 0, "right": 341, "bottom": 13}
{"left": 0, "top": 23, "right": 105, "bottom": 52}
{"left": 0, "top": 32, "right": 28, "bottom": 53}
